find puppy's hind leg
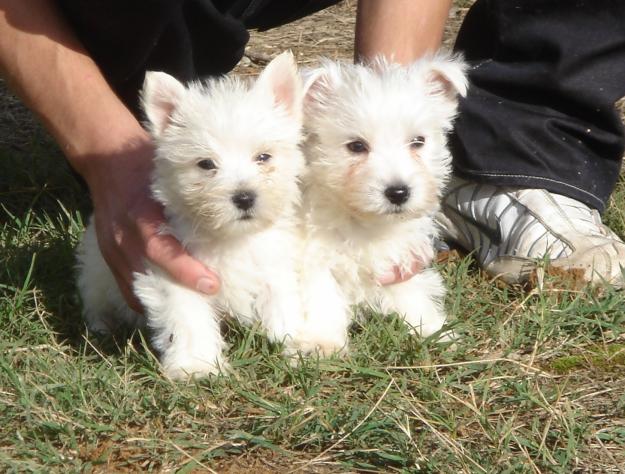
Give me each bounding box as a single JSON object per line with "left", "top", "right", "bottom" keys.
{"left": 76, "top": 223, "right": 142, "bottom": 334}
{"left": 134, "top": 271, "right": 227, "bottom": 380}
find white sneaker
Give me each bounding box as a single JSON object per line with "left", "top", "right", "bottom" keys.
{"left": 437, "top": 177, "right": 625, "bottom": 287}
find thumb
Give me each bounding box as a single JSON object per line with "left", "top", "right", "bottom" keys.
{"left": 144, "top": 232, "right": 221, "bottom": 295}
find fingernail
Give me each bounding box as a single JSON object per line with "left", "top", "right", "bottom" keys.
{"left": 197, "top": 277, "right": 218, "bottom": 295}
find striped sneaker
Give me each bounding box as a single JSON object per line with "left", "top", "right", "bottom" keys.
{"left": 436, "top": 177, "right": 625, "bottom": 287}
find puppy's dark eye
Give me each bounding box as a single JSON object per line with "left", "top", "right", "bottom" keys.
{"left": 197, "top": 159, "right": 216, "bottom": 170}
{"left": 346, "top": 140, "right": 369, "bottom": 154}
{"left": 255, "top": 153, "right": 272, "bottom": 163}
{"left": 410, "top": 136, "right": 426, "bottom": 149}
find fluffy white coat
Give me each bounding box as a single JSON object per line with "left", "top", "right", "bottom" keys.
{"left": 294, "top": 54, "right": 468, "bottom": 354}
{"left": 76, "top": 52, "right": 306, "bottom": 379}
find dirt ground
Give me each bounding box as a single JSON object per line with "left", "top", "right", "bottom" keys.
{"left": 2, "top": 2, "right": 625, "bottom": 472}
{"left": 237, "top": 0, "right": 467, "bottom": 73}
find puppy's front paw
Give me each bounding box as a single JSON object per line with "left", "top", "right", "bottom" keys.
{"left": 405, "top": 308, "right": 449, "bottom": 340}
{"left": 432, "top": 328, "right": 457, "bottom": 343}
{"left": 287, "top": 331, "right": 348, "bottom": 358}
{"left": 161, "top": 352, "right": 228, "bottom": 380}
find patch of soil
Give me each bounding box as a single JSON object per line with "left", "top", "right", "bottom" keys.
{"left": 526, "top": 266, "right": 589, "bottom": 291}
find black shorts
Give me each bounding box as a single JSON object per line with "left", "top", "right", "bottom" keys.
{"left": 57, "top": 0, "right": 342, "bottom": 114}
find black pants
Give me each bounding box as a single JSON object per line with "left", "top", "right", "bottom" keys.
{"left": 452, "top": 0, "right": 625, "bottom": 212}
{"left": 57, "top": 0, "right": 340, "bottom": 114}
{"left": 59, "top": 0, "right": 625, "bottom": 211}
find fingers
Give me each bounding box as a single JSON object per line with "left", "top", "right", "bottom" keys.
{"left": 111, "top": 268, "right": 144, "bottom": 313}
{"left": 136, "top": 203, "right": 220, "bottom": 295}
{"left": 102, "top": 225, "right": 219, "bottom": 311}
{"left": 378, "top": 254, "right": 427, "bottom": 286}
{"left": 144, "top": 232, "right": 220, "bottom": 295}
{"left": 97, "top": 241, "right": 145, "bottom": 312}
{"left": 94, "top": 187, "right": 221, "bottom": 313}
{"left": 130, "top": 196, "right": 221, "bottom": 295}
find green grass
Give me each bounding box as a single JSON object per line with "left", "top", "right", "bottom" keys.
{"left": 3, "top": 47, "right": 625, "bottom": 472}
{"left": 2, "top": 131, "right": 625, "bottom": 473}
{"left": 549, "top": 344, "right": 625, "bottom": 374}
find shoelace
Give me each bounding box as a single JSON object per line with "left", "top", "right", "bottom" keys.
{"left": 442, "top": 180, "right": 612, "bottom": 266}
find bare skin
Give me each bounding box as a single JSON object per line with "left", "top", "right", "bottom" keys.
{"left": 0, "top": 0, "right": 451, "bottom": 310}
{"left": 356, "top": 0, "right": 452, "bottom": 63}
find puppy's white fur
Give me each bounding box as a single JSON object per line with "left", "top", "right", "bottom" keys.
{"left": 76, "top": 52, "right": 306, "bottom": 379}
{"left": 295, "top": 53, "right": 468, "bottom": 354}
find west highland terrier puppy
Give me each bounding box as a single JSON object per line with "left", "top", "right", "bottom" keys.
{"left": 77, "top": 52, "right": 306, "bottom": 379}
{"left": 294, "top": 53, "right": 468, "bottom": 354}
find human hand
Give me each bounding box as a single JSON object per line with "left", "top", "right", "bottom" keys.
{"left": 378, "top": 240, "right": 436, "bottom": 285}
{"left": 85, "top": 136, "right": 220, "bottom": 312}
{"left": 378, "top": 253, "right": 431, "bottom": 285}
{"left": 0, "top": 0, "right": 220, "bottom": 313}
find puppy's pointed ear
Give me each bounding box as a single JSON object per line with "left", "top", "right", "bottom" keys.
{"left": 302, "top": 63, "right": 341, "bottom": 109}
{"left": 141, "top": 71, "right": 186, "bottom": 137}
{"left": 424, "top": 54, "right": 469, "bottom": 99}
{"left": 255, "top": 51, "right": 303, "bottom": 119}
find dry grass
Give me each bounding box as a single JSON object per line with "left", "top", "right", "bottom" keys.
{"left": 1, "top": 1, "right": 625, "bottom": 472}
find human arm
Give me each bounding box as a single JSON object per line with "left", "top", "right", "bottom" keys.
{"left": 355, "top": 0, "right": 452, "bottom": 64}
{"left": 0, "top": 0, "right": 220, "bottom": 310}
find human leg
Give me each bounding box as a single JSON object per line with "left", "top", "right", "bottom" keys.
{"left": 57, "top": 0, "right": 341, "bottom": 114}
{"left": 440, "top": 0, "right": 625, "bottom": 285}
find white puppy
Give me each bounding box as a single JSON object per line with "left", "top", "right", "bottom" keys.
{"left": 295, "top": 54, "right": 468, "bottom": 354}
{"left": 76, "top": 52, "right": 306, "bottom": 379}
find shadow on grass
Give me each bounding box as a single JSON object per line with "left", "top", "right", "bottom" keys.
{"left": 2, "top": 236, "right": 85, "bottom": 340}
{"left": 0, "top": 110, "right": 94, "bottom": 347}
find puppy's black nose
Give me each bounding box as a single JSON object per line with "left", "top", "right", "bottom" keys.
{"left": 232, "top": 190, "right": 257, "bottom": 211}
{"left": 384, "top": 184, "right": 411, "bottom": 206}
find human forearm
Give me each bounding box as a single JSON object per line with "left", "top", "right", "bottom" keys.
{"left": 0, "top": 0, "right": 149, "bottom": 185}
{"left": 0, "top": 0, "right": 220, "bottom": 307}
{"left": 355, "top": 0, "right": 452, "bottom": 64}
